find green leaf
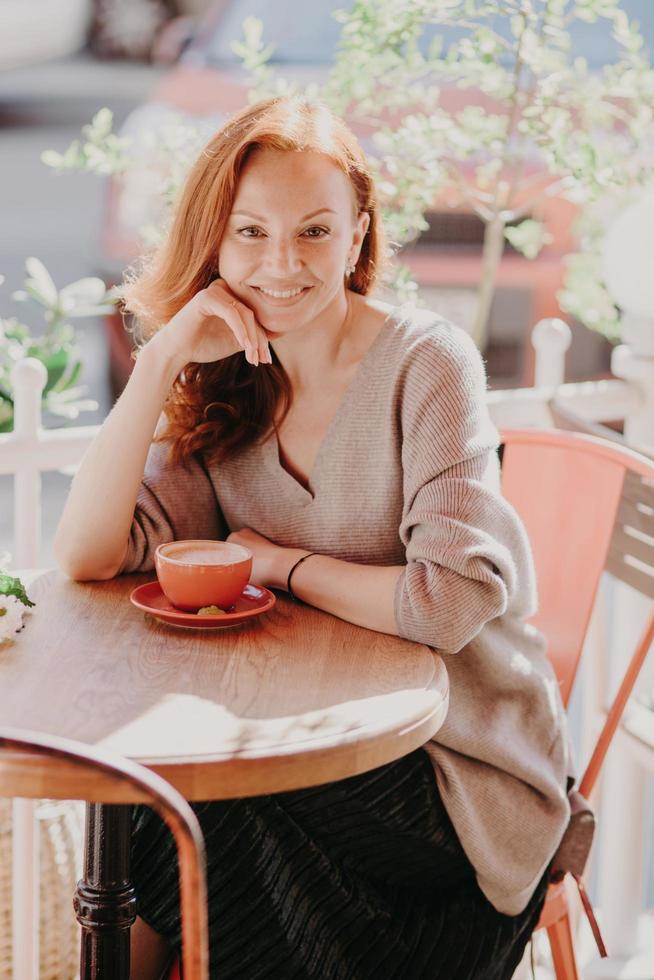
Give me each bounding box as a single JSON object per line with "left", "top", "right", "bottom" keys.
{"left": 70, "top": 302, "right": 116, "bottom": 318}
{"left": 0, "top": 572, "right": 35, "bottom": 608}
{"left": 40, "top": 149, "right": 65, "bottom": 169}
{"left": 49, "top": 358, "right": 82, "bottom": 393}
{"left": 22, "top": 282, "right": 53, "bottom": 309}
{"left": 44, "top": 388, "right": 98, "bottom": 419}
{"left": 63, "top": 140, "right": 84, "bottom": 168}
{"left": 0, "top": 390, "right": 14, "bottom": 432}
{"left": 1, "top": 318, "right": 29, "bottom": 342}
{"left": 504, "top": 219, "right": 553, "bottom": 259}
{"left": 104, "top": 284, "right": 125, "bottom": 302}
{"left": 52, "top": 324, "right": 75, "bottom": 346}
{"left": 87, "top": 107, "right": 114, "bottom": 141}
{"left": 40, "top": 348, "right": 71, "bottom": 393}
{"left": 59, "top": 277, "right": 107, "bottom": 307}
{"left": 24, "top": 257, "right": 58, "bottom": 307}
{"left": 81, "top": 109, "right": 116, "bottom": 150}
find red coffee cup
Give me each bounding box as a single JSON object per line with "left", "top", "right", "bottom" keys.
{"left": 154, "top": 540, "right": 253, "bottom": 612}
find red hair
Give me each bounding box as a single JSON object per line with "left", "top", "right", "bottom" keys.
{"left": 122, "top": 96, "right": 385, "bottom": 465}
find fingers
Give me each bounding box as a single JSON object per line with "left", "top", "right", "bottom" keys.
{"left": 215, "top": 301, "right": 255, "bottom": 362}
{"left": 205, "top": 282, "right": 271, "bottom": 367}
{"left": 230, "top": 304, "right": 270, "bottom": 366}
{"left": 242, "top": 307, "right": 272, "bottom": 365}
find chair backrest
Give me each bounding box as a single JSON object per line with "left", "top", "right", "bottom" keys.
{"left": 0, "top": 727, "right": 209, "bottom": 980}
{"left": 500, "top": 427, "right": 654, "bottom": 703}
{"left": 500, "top": 427, "right": 654, "bottom": 797}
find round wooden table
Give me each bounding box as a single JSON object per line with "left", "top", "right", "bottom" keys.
{"left": 1, "top": 570, "right": 449, "bottom": 980}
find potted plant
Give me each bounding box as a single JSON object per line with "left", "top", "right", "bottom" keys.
{"left": 0, "top": 258, "right": 118, "bottom": 432}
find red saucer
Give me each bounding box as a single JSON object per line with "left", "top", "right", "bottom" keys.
{"left": 130, "top": 580, "right": 276, "bottom": 630}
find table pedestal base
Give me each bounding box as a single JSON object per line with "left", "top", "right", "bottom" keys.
{"left": 74, "top": 803, "right": 136, "bottom": 980}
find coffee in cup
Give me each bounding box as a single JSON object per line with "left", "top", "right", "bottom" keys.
{"left": 154, "top": 540, "right": 253, "bottom": 612}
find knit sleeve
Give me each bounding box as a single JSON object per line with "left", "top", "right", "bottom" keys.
{"left": 117, "top": 435, "right": 227, "bottom": 575}
{"left": 393, "top": 322, "right": 525, "bottom": 654}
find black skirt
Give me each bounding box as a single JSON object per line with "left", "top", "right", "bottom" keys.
{"left": 131, "top": 748, "right": 549, "bottom": 979}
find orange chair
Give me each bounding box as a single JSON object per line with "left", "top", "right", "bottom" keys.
{"left": 500, "top": 427, "right": 654, "bottom": 979}
{"left": 0, "top": 727, "right": 209, "bottom": 980}
{"left": 165, "top": 425, "right": 654, "bottom": 980}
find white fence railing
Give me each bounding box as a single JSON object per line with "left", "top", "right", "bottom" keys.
{"left": 2, "top": 318, "right": 649, "bottom": 568}
{"left": 2, "top": 317, "right": 653, "bottom": 980}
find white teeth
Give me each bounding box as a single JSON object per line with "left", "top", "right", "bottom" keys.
{"left": 257, "top": 286, "right": 305, "bottom": 299}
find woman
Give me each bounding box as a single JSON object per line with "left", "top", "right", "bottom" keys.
{"left": 54, "top": 97, "right": 571, "bottom": 979}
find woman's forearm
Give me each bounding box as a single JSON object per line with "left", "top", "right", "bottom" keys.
{"left": 54, "top": 340, "right": 181, "bottom": 581}
{"left": 273, "top": 552, "right": 405, "bottom": 636}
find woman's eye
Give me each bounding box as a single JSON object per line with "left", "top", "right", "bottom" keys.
{"left": 236, "top": 225, "right": 328, "bottom": 240}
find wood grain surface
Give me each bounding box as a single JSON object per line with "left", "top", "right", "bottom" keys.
{"left": 1, "top": 570, "right": 449, "bottom": 801}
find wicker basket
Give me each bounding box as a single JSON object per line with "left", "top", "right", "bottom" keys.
{"left": 0, "top": 799, "right": 84, "bottom": 980}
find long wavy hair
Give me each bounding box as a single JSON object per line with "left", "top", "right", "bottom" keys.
{"left": 121, "top": 96, "right": 385, "bottom": 466}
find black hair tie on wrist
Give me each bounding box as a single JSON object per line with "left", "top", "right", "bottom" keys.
{"left": 286, "top": 552, "right": 318, "bottom": 602}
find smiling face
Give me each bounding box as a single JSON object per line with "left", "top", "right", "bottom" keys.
{"left": 217, "top": 147, "right": 369, "bottom": 334}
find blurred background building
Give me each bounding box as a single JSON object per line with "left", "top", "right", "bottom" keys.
{"left": 1, "top": 0, "right": 652, "bottom": 560}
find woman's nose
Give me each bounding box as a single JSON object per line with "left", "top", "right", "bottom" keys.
{"left": 264, "top": 240, "right": 302, "bottom": 274}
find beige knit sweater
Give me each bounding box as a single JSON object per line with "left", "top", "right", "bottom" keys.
{"left": 119, "top": 304, "right": 571, "bottom": 916}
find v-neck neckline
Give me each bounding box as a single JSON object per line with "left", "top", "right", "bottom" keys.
{"left": 269, "top": 305, "right": 399, "bottom": 503}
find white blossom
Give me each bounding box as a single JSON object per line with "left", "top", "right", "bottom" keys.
{"left": 0, "top": 594, "right": 24, "bottom": 641}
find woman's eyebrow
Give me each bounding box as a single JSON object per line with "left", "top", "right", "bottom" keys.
{"left": 230, "top": 208, "right": 336, "bottom": 221}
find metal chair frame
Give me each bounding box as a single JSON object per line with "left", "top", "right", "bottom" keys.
{"left": 0, "top": 727, "right": 209, "bottom": 980}
{"left": 500, "top": 427, "right": 654, "bottom": 979}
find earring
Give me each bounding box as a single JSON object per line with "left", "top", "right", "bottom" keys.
{"left": 346, "top": 258, "right": 356, "bottom": 276}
